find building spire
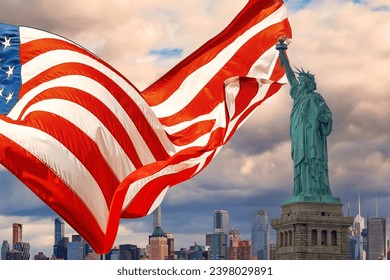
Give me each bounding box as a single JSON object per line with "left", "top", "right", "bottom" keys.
{"left": 375, "top": 197, "right": 378, "bottom": 217}
{"left": 358, "top": 193, "right": 361, "bottom": 217}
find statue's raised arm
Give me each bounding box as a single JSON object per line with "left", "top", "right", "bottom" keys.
{"left": 276, "top": 37, "right": 297, "bottom": 86}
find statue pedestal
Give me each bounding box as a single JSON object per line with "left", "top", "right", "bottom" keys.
{"left": 283, "top": 194, "right": 341, "bottom": 205}
{"left": 271, "top": 201, "right": 353, "bottom": 260}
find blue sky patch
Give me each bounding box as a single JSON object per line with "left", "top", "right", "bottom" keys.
{"left": 149, "top": 48, "right": 183, "bottom": 59}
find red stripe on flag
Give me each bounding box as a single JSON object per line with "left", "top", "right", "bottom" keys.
{"left": 0, "top": 131, "right": 106, "bottom": 252}
{"left": 20, "top": 111, "right": 120, "bottom": 205}
{"left": 20, "top": 63, "right": 171, "bottom": 162}
{"left": 167, "top": 119, "right": 216, "bottom": 146}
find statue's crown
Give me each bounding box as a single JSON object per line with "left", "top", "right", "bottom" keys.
{"left": 295, "top": 67, "right": 315, "bottom": 83}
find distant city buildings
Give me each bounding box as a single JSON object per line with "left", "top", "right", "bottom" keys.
{"left": 0, "top": 203, "right": 389, "bottom": 260}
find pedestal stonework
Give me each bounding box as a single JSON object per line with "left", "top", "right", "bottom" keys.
{"left": 271, "top": 202, "right": 353, "bottom": 260}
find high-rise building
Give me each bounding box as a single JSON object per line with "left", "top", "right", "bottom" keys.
{"left": 367, "top": 217, "right": 387, "bottom": 260}
{"left": 148, "top": 227, "right": 168, "bottom": 260}
{"left": 53, "top": 217, "right": 65, "bottom": 258}
{"left": 54, "top": 218, "right": 65, "bottom": 245}
{"left": 214, "top": 210, "right": 229, "bottom": 233}
{"left": 349, "top": 194, "right": 366, "bottom": 260}
{"left": 67, "top": 241, "right": 84, "bottom": 260}
{"left": 228, "top": 228, "right": 252, "bottom": 260}
{"left": 206, "top": 232, "right": 228, "bottom": 260}
{"left": 14, "top": 242, "right": 30, "bottom": 260}
{"left": 206, "top": 210, "right": 229, "bottom": 260}
{"left": 1, "top": 240, "right": 10, "bottom": 260}
{"left": 12, "top": 223, "right": 22, "bottom": 250}
{"left": 56, "top": 236, "right": 69, "bottom": 260}
{"left": 165, "top": 232, "right": 175, "bottom": 259}
{"left": 251, "top": 210, "right": 270, "bottom": 260}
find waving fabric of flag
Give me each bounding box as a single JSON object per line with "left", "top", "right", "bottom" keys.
{"left": 0, "top": 0, "right": 291, "bottom": 253}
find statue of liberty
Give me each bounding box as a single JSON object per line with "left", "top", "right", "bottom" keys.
{"left": 276, "top": 38, "right": 339, "bottom": 204}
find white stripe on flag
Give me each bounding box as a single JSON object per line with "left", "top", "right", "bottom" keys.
{"left": 0, "top": 119, "right": 108, "bottom": 231}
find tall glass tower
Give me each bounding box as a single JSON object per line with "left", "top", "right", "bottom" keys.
{"left": 53, "top": 217, "right": 65, "bottom": 258}
{"left": 251, "top": 209, "right": 270, "bottom": 260}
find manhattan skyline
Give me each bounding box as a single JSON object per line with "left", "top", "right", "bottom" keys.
{"left": 0, "top": 0, "right": 390, "bottom": 258}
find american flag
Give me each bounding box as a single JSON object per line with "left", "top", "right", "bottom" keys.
{"left": 0, "top": 0, "right": 291, "bottom": 253}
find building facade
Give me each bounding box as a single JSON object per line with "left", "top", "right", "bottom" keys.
{"left": 1, "top": 240, "right": 10, "bottom": 260}
{"left": 228, "top": 228, "right": 252, "bottom": 260}
{"left": 251, "top": 210, "right": 270, "bottom": 260}
{"left": 14, "top": 242, "right": 30, "bottom": 260}
{"left": 214, "top": 210, "right": 229, "bottom": 233}
{"left": 12, "top": 223, "right": 22, "bottom": 249}
{"left": 148, "top": 227, "right": 168, "bottom": 260}
{"left": 206, "top": 210, "right": 229, "bottom": 260}
{"left": 53, "top": 218, "right": 65, "bottom": 258}
{"left": 367, "top": 217, "right": 387, "bottom": 260}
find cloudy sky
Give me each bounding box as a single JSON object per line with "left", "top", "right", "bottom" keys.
{"left": 0, "top": 0, "right": 390, "bottom": 257}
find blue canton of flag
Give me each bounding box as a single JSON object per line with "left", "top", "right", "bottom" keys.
{"left": 0, "top": 23, "right": 21, "bottom": 115}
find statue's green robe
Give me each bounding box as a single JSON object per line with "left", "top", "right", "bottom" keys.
{"left": 290, "top": 82, "right": 333, "bottom": 197}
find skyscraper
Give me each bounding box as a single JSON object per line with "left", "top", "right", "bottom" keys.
{"left": 54, "top": 218, "right": 65, "bottom": 245}
{"left": 349, "top": 194, "right": 366, "bottom": 260}
{"left": 206, "top": 210, "right": 229, "bottom": 260}
{"left": 53, "top": 217, "right": 65, "bottom": 258}
{"left": 214, "top": 210, "right": 229, "bottom": 233}
{"left": 251, "top": 210, "right": 270, "bottom": 260}
{"left": 367, "top": 217, "right": 387, "bottom": 260}
{"left": 12, "top": 223, "right": 22, "bottom": 250}
{"left": 67, "top": 240, "right": 84, "bottom": 260}
{"left": 1, "top": 240, "right": 10, "bottom": 260}
{"left": 148, "top": 227, "right": 168, "bottom": 260}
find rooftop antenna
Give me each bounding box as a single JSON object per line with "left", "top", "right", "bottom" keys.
{"left": 375, "top": 197, "right": 378, "bottom": 217}
{"left": 358, "top": 193, "right": 361, "bottom": 217}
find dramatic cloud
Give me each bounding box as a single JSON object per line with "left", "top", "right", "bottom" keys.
{"left": 0, "top": 0, "right": 389, "bottom": 257}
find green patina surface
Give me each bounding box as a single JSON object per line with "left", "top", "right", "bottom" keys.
{"left": 276, "top": 39, "right": 340, "bottom": 205}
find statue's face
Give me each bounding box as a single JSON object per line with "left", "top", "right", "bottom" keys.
{"left": 298, "top": 75, "right": 316, "bottom": 92}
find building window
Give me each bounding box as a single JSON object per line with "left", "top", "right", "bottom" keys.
{"left": 284, "top": 231, "right": 288, "bottom": 247}
{"left": 321, "top": 230, "right": 327, "bottom": 246}
{"left": 331, "top": 230, "right": 337, "bottom": 246}
{"left": 280, "top": 232, "right": 284, "bottom": 247}
{"left": 311, "top": 229, "right": 318, "bottom": 246}
{"left": 288, "top": 230, "right": 293, "bottom": 246}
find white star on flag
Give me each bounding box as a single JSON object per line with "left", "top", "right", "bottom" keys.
{"left": 5, "top": 92, "right": 13, "bottom": 104}
{"left": 5, "top": 65, "right": 14, "bottom": 79}
{"left": 2, "top": 36, "right": 11, "bottom": 50}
